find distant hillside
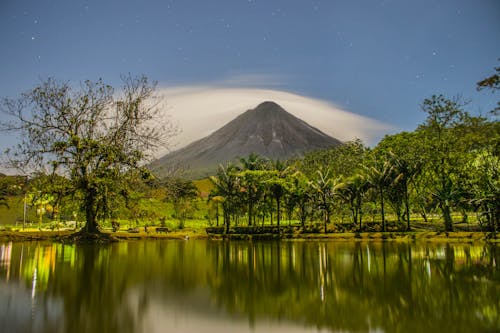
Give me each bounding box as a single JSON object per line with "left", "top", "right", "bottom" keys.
{"left": 150, "top": 101, "right": 342, "bottom": 179}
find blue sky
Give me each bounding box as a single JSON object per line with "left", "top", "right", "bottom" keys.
{"left": 1, "top": 0, "right": 499, "bottom": 149}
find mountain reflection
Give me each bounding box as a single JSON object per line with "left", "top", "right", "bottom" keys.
{"left": 0, "top": 241, "right": 498, "bottom": 333}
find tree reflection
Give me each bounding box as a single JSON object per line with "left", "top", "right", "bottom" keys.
{"left": 206, "top": 241, "right": 500, "bottom": 332}
{"left": 0, "top": 241, "right": 498, "bottom": 333}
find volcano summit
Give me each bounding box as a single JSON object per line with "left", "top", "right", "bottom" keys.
{"left": 151, "top": 101, "right": 342, "bottom": 179}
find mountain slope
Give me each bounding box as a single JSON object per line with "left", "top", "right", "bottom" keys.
{"left": 150, "top": 101, "right": 342, "bottom": 179}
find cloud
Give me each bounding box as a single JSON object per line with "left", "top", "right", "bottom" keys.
{"left": 215, "top": 73, "right": 290, "bottom": 88}
{"left": 156, "top": 85, "right": 394, "bottom": 155}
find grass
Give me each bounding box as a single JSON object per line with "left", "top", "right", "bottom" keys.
{"left": 193, "top": 178, "right": 214, "bottom": 198}
{"left": 0, "top": 196, "right": 40, "bottom": 226}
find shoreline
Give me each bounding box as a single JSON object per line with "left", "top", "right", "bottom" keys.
{"left": 0, "top": 229, "right": 497, "bottom": 243}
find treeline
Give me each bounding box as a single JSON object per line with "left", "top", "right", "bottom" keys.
{"left": 208, "top": 94, "right": 499, "bottom": 233}
{"left": 1, "top": 69, "right": 498, "bottom": 233}
{"left": 1, "top": 94, "right": 497, "bottom": 233}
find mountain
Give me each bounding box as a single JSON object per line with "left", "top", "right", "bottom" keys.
{"left": 150, "top": 101, "right": 342, "bottom": 179}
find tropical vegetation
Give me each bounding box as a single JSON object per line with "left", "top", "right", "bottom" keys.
{"left": 0, "top": 68, "right": 498, "bottom": 235}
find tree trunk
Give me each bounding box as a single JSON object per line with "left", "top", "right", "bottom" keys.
{"left": 215, "top": 204, "right": 219, "bottom": 227}
{"left": 357, "top": 197, "right": 363, "bottom": 231}
{"left": 405, "top": 190, "right": 411, "bottom": 231}
{"left": 300, "top": 202, "right": 306, "bottom": 227}
{"left": 493, "top": 204, "right": 499, "bottom": 233}
{"left": 225, "top": 212, "right": 230, "bottom": 234}
{"left": 380, "top": 188, "right": 386, "bottom": 232}
{"left": 324, "top": 210, "right": 329, "bottom": 233}
{"left": 248, "top": 201, "right": 253, "bottom": 226}
{"left": 223, "top": 206, "right": 230, "bottom": 234}
{"left": 442, "top": 204, "right": 453, "bottom": 232}
{"left": 276, "top": 197, "right": 281, "bottom": 234}
{"left": 359, "top": 207, "right": 363, "bottom": 231}
{"left": 351, "top": 198, "right": 357, "bottom": 226}
{"left": 83, "top": 189, "right": 100, "bottom": 234}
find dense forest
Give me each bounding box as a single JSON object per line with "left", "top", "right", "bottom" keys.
{"left": 207, "top": 93, "right": 499, "bottom": 233}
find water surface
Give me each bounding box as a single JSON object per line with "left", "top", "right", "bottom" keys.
{"left": 0, "top": 240, "right": 498, "bottom": 333}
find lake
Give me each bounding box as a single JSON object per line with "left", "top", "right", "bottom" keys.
{"left": 0, "top": 240, "right": 498, "bottom": 333}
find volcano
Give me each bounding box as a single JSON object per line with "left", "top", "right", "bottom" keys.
{"left": 150, "top": 101, "right": 342, "bottom": 179}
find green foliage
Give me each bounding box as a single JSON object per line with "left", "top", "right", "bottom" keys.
{"left": 1, "top": 75, "right": 176, "bottom": 233}
{"left": 209, "top": 163, "right": 241, "bottom": 232}
{"left": 334, "top": 173, "right": 369, "bottom": 228}
{"left": 1, "top": 74, "right": 497, "bottom": 234}
{"left": 162, "top": 178, "right": 198, "bottom": 229}
{"left": 477, "top": 60, "right": 500, "bottom": 115}
{"left": 464, "top": 150, "right": 500, "bottom": 230}
{"left": 416, "top": 95, "right": 490, "bottom": 230}
{"left": 300, "top": 139, "right": 367, "bottom": 178}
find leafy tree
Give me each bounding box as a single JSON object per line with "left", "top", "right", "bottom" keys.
{"left": 0, "top": 179, "right": 9, "bottom": 208}
{"left": 163, "top": 178, "right": 198, "bottom": 229}
{"left": 26, "top": 191, "right": 54, "bottom": 228}
{"left": 417, "top": 95, "right": 487, "bottom": 231}
{"left": 477, "top": 61, "right": 500, "bottom": 115}
{"left": 26, "top": 173, "right": 71, "bottom": 226}
{"left": 301, "top": 139, "right": 367, "bottom": 178}
{"left": 239, "top": 153, "right": 269, "bottom": 171}
{"left": 465, "top": 150, "right": 499, "bottom": 231}
{"left": 1, "top": 75, "right": 176, "bottom": 234}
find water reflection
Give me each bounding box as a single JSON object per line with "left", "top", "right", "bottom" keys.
{"left": 0, "top": 240, "right": 498, "bottom": 333}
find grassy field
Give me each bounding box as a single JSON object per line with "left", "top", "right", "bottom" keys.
{"left": 193, "top": 178, "right": 214, "bottom": 198}
{"left": 0, "top": 196, "right": 39, "bottom": 227}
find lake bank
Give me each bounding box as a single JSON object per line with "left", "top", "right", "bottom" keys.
{"left": 0, "top": 229, "right": 497, "bottom": 243}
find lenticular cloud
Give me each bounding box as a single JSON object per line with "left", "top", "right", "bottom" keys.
{"left": 157, "top": 86, "right": 393, "bottom": 154}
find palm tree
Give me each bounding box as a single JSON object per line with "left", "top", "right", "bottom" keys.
{"left": 264, "top": 161, "right": 291, "bottom": 232}
{"left": 388, "top": 152, "right": 421, "bottom": 230}
{"left": 334, "top": 174, "right": 369, "bottom": 230}
{"left": 310, "top": 168, "right": 337, "bottom": 233}
{"left": 363, "top": 161, "right": 394, "bottom": 232}
{"left": 285, "top": 170, "right": 312, "bottom": 227}
{"left": 208, "top": 195, "right": 225, "bottom": 226}
{"left": 238, "top": 154, "right": 270, "bottom": 227}
{"left": 239, "top": 170, "right": 266, "bottom": 226}
{"left": 209, "top": 164, "right": 240, "bottom": 234}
